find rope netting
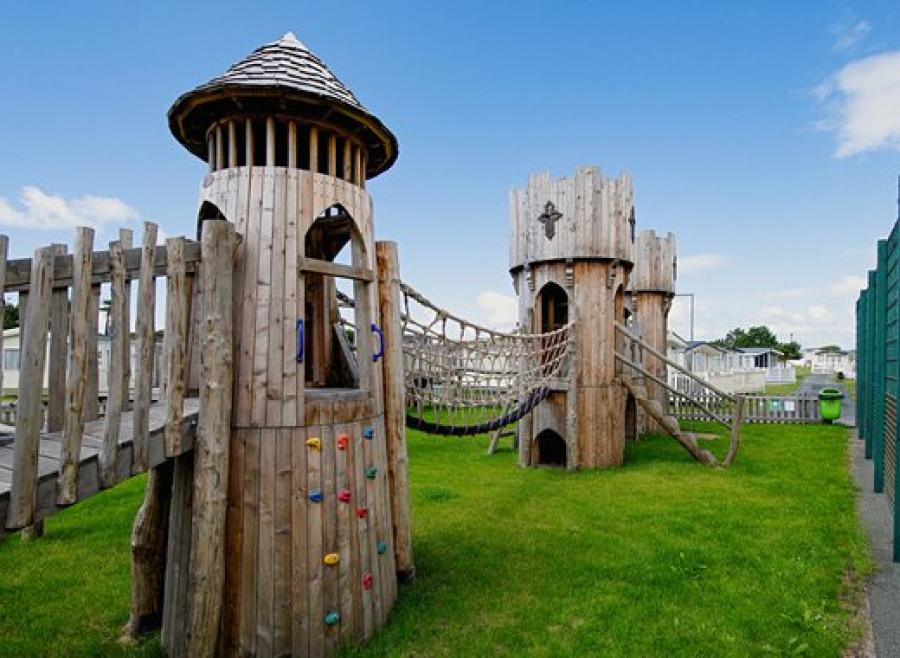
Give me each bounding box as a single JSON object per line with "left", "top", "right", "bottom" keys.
{"left": 400, "top": 282, "right": 574, "bottom": 435}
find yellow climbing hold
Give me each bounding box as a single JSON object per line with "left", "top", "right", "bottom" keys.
{"left": 324, "top": 552, "right": 340, "bottom": 566}
{"left": 306, "top": 437, "right": 322, "bottom": 450}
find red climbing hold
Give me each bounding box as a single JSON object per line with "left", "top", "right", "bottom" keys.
{"left": 337, "top": 434, "right": 349, "bottom": 450}
{"left": 338, "top": 488, "right": 351, "bottom": 502}
{"left": 362, "top": 572, "right": 373, "bottom": 590}
{"left": 355, "top": 508, "right": 368, "bottom": 518}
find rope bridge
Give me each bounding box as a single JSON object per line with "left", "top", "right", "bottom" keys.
{"left": 399, "top": 282, "right": 574, "bottom": 435}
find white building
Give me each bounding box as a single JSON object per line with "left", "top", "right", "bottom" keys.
{"left": 1, "top": 327, "right": 162, "bottom": 395}
{"left": 793, "top": 347, "right": 856, "bottom": 378}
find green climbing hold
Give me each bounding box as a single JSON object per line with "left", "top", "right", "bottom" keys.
{"left": 324, "top": 611, "right": 340, "bottom": 626}
{"left": 365, "top": 466, "right": 378, "bottom": 479}
{"left": 377, "top": 541, "right": 387, "bottom": 555}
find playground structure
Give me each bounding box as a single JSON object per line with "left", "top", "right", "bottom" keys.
{"left": 0, "top": 31, "right": 746, "bottom": 658}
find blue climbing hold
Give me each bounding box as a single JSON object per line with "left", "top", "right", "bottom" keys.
{"left": 363, "top": 427, "right": 374, "bottom": 440}
{"left": 365, "top": 466, "right": 378, "bottom": 479}
{"left": 377, "top": 541, "right": 387, "bottom": 555}
{"left": 309, "top": 489, "right": 324, "bottom": 503}
{"left": 324, "top": 611, "right": 340, "bottom": 626}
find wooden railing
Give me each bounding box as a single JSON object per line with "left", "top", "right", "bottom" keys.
{"left": 671, "top": 393, "right": 820, "bottom": 424}
{"left": 2, "top": 221, "right": 204, "bottom": 531}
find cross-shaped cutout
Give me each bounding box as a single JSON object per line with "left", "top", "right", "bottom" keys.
{"left": 538, "top": 201, "right": 563, "bottom": 240}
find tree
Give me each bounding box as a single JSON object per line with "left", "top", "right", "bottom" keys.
{"left": 779, "top": 340, "right": 802, "bottom": 360}
{"left": 716, "top": 325, "right": 780, "bottom": 350}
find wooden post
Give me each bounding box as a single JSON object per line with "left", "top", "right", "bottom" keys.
{"left": 120, "top": 228, "right": 134, "bottom": 411}
{"left": 327, "top": 133, "right": 337, "bottom": 176}
{"left": 723, "top": 394, "right": 743, "bottom": 467}
{"left": 228, "top": 120, "right": 237, "bottom": 169}
{"left": 132, "top": 222, "right": 158, "bottom": 473}
{"left": 84, "top": 283, "right": 101, "bottom": 421}
{"left": 215, "top": 124, "right": 224, "bottom": 172}
{"left": 309, "top": 125, "right": 319, "bottom": 173}
{"left": 245, "top": 118, "right": 254, "bottom": 167}
{"left": 375, "top": 241, "right": 414, "bottom": 581}
{"left": 0, "top": 235, "right": 7, "bottom": 397}
{"left": 57, "top": 227, "right": 94, "bottom": 506}
{"left": 5, "top": 247, "right": 53, "bottom": 530}
{"left": 266, "top": 117, "right": 276, "bottom": 167}
{"left": 287, "top": 121, "right": 297, "bottom": 168}
{"left": 101, "top": 240, "right": 126, "bottom": 488}
{"left": 343, "top": 139, "right": 352, "bottom": 181}
{"left": 126, "top": 460, "right": 173, "bottom": 637}
{"left": 163, "top": 237, "right": 190, "bottom": 456}
{"left": 185, "top": 220, "right": 236, "bottom": 656}
{"left": 47, "top": 244, "right": 69, "bottom": 432}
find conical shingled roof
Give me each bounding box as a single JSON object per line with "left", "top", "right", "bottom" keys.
{"left": 168, "top": 32, "right": 398, "bottom": 178}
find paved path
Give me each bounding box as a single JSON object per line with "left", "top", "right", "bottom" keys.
{"left": 796, "top": 373, "right": 856, "bottom": 427}
{"left": 851, "top": 436, "right": 900, "bottom": 657}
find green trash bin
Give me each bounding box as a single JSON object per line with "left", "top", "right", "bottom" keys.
{"left": 818, "top": 388, "right": 844, "bottom": 424}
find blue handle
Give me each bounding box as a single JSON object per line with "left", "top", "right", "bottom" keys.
{"left": 296, "top": 319, "right": 304, "bottom": 363}
{"left": 371, "top": 322, "right": 384, "bottom": 362}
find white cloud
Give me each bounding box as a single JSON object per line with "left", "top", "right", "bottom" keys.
{"left": 755, "top": 287, "right": 811, "bottom": 301}
{"left": 475, "top": 290, "right": 517, "bottom": 329}
{"left": 0, "top": 186, "right": 139, "bottom": 230}
{"left": 828, "top": 274, "right": 866, "bottom": 296}
{"left": 808, "top": 304, "right": 832, "bottom": 321}
{"left": 832, "top": 19, "right": 871, "bottom": 53}
{"left": 816, "top": 50, "right": 900, "bottom": 158}
{"left": 679, "top": 253, "right": 726, "bottom": 274}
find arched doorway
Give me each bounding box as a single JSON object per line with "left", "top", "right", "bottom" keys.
{"left": 535, "top": 429, "right": 567, "bottom": 467}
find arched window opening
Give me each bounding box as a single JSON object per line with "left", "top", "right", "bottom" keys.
{"left": 303, "top": 204, "right": 369, "bottom": 390}
{"left": 197, "top": 201, "right": 227, "bottom": 239}
{"left": 535, "top": 429, "right": 567, "bottom": 467}
{"left": 537, "top": 282, "right": 568, "bottom": 333}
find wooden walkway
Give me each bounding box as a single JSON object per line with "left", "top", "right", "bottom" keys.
{"left": 0, "top": 398, "right": 199, "bottom": 538}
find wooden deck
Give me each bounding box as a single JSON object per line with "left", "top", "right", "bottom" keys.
{"left": 0, "top": 397, "right": 199, "bottom": 538}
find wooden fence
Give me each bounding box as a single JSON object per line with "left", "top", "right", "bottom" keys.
{"left": 669, "top": 393, "right": 820, "bottom": 424}
{"left": 857, "top": 215, "right": 900, "bottom": 562}
{"left": 0, "top": 221, "right": 207, "bottom": 534}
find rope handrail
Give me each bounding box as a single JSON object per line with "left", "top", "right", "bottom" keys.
{"left": 399, "top": 280, "right": 575, "bottom": 435}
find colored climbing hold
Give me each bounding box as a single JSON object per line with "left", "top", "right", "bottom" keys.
{"left": 306, "top": 437, "right": 321, "bottom": 451}
{"left": 363, "top": 427, "right": 374, "bottom": 440}
{"left": 365, "top": 467, "right": 378, "bottom": 479}
{"left": 338, "top": 488, "right": 351, "bottom": 503}
{"left": 324, "top": 611, "right": 340, "bottom": 626}
{"left": 362, "top": 571, "right": 373, "bottom": 590}
{"left": 324, "top": 552, "right": 340, "bottom": 566}
{"left": 309, "top": 489, "right": 324, "bottom": 503}
{"left": 355, "top": 507, "right": 368, "bottom": 519}
{"left": 337, "top": 434, "right": 350, "bottom": 450}
{"left": 377, "top": 541, "right": 388, "bottom": 555}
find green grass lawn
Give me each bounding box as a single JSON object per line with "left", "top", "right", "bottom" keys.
{"left": 0, "top": 423, "right": 871, "bottom": 657}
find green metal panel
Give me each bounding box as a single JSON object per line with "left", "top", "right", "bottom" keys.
{"left": 866, "top": 269, "right": 877, "bottom": 460}
{"left": 875, "top": 239, "right": 887, "bottom": 493}
{"left": 857, "top": 292, "right": 866, "bottom": 441}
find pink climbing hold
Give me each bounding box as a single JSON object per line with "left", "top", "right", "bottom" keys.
{"left": 356, "top": 507, "right": 368, "bottom": 519}
{"left": 338, "top": 488, "right": 351, "bottom": 503}
{"left": 362, "top": 571, "right": 373, "bottom": 590}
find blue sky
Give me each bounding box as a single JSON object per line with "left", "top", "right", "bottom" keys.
{"left": 2, "top": 1, "right": 900, "bottom": 348}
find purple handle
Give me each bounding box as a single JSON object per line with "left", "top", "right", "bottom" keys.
{"left": 296, "top": 319, "right": 304, "bottom": 363}
{"left": 371, "top": 322, "right": 384, "bottom": 362}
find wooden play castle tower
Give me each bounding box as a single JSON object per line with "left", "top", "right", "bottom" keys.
{"left": 629, "top": 230, "right": 677, "bottom": 432}
{"left": 168, "top": 32, "right": 408, "bottom": 656}
{"left": 509, "top": 167, "right": 635, "bottom": 469}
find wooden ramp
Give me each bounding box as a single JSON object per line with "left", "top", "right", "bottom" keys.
{"left": 0, "top": 398, "right": 199, "bottom": 539}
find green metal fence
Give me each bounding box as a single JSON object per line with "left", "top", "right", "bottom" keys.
{"left": 857, "top": 224, "right": 900, "bottom": 562}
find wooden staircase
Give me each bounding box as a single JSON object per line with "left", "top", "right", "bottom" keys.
{"left": 615, "top": 322, "right": 742, "bottom": 467}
